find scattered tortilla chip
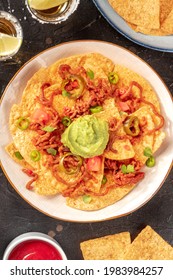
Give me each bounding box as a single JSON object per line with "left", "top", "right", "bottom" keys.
{"left": 108, "top": 0, "right": 160, "bottom": 29}
{"left": 161, "top": 7, "right": 173, "bottom": 33}
{"left": 123, "top": 225, "right": 173, "bottom": 260}
{"left": 109, "top": 0, "right": 173, "bottom": 36}
{"left": 80, "top": 232, "right": 131, "bottom": 260}
{"left": 127, "top": 22, "right": 170, "bottom": 36}
{"left": 160, "top": 1, "right": 173, "bottom": 24}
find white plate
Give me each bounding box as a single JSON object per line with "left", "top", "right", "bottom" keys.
{"left": 0, "top": 40, "right": 173, "bottom": 222}
{"left": 93, "top": 0, "right": 173, "bottom": 52}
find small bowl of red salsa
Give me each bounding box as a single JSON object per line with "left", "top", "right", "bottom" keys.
{"left": 3, "top": 232, "right": 67, "bottom": 260}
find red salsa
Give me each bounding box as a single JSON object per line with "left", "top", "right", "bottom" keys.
{"left": 8, "top": 240, "right": 63, "bottom": 260}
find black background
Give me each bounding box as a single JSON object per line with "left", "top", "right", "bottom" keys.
{"left": 0, "top": 0, "right": 173, "bottom": 260}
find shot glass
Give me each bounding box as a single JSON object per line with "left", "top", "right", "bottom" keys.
{"left": 0, "top": 11, "right": 23, "bottom": 61}
{"left": 26, "top": 0, "right": 80, "bottom": 24}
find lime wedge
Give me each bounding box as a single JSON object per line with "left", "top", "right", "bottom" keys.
{"left": 0, "top": 33, "right": 22, "bottom": 57}
{"left": 28, "top": 0, "right": 68, "bottom": 10}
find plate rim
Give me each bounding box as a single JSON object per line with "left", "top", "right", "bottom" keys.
{"left": 0, "top": 39, "right": 173, "bottom": 223}
{"left": 92, "top": 0, "right": 173, "bottom": 52}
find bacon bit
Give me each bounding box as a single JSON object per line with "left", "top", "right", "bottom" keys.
{"left": 22, "top": 169, "right": 35, "bottom": 177}
{"left": 36, "top": 83, "right": 61, "bottom": 107}
{"left": 65, "top": 79, "right": 79, "bottom": 91}
{"left": 63, "top": 99, "right": 90, "bottom": 120}
{"left": 104, "top": 158, "right": 118, "bottom": 171}
{"left": 109, "top": 118, "right": 118, "bottom": 131}
{"left": 22, "top": 169, "right": 38, "bottom": 191}
{"left": 113, "top": 171, "right": 144, "bottom": 186}
{"left": 30, "top": 106, "right": 64, "bottom": 154}
{"left": 58, "top": 64, "right": 71, "bottom": 79}
{"left": 104, "top": 158, "right": 142, "bottom": 172}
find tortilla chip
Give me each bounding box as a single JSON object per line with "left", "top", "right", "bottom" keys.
{"left": 153, "top": 131, "right": 166, "bottom": 153}
{"left": 98, "top": 98, "right": 135, "bottom": 160}
{"left": 113, "top": 64, "right": 161, "bottom": 112}
{"left": 80, "top": 232, "right": 131, "bottom": 260}
{"left": 108, "top": 0, "right": 160, "bottom": 29}
{"left": 5, "top": 142, "right": 32, "bottom": 169}
{"left": 127, "top": 22, "right": 170, "bottom": 36}
{"left": 130, "top": 106, "right": 155, "bottom": 164}
{"left": 160, "top": 1, "right": 173, "bottom": 24}
{"left": 161, "top": 7, "right": 173, "bottom": 33}
{"left": 66, "top": 183, "right": 135, "bottom": 211}
{"left": 21, "top": 68, "right": 51, "bottom": 113}
{"left": 123, "top": 225, "right": 173, "bottom": 260}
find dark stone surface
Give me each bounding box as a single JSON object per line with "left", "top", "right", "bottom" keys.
{"left": 0, "top": 0, "right": 173, "bottom": 260}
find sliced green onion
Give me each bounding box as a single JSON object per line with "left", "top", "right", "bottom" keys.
{"left": 102, "top": 175, "right": 107, "bottom": 185}
{"left": 121, "top": 164, "right": 134, "bottom": 174}
{"left": 121, "top": 164, "right": 127, "bottom": 174}
{"left": 47, "top": 148, "right": 57, "bottom": 156}
{"left": 108, "top": 72, "right": 119, "bottom": 84}
{"left": 62, "top": 116, "right": 72, "bottom": 127}
{"left": 83, "top": 195, "right": 92, "bottom": 204}
{"left": 42, "top": 126, "right": 56, "bottom": 132}
{"left": 87, "top": 69, "right": 94, "bottom": 79}
{"left": 62, "top": 89, "right": 70, "bottom": 98}
{"left": 146, "top": 156, "right": 155, "bottom": 168}
{"left": 17, "top": 117, "right": 30, "bottom": 130}
{"left": 30, "top": 150, "right": 41, "bottom": 162}
{"left": 144, "top": 147, "right": 153, "bottom": 157}
{"left": 14, "top": 151, "right": 23, "bottom": 160}
{"left": 126, "top": 164, "right": 135, "bottom": 173}
{"left": 90, "top": 105, "right": 103, "bottom": 114}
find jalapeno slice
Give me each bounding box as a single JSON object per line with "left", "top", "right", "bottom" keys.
{"left": 90, "top": 105, "right": 103, "bottom": 114}
{"left": 59, "top": 153, "right": 83, "bottom": 175}
{"left": 62, "top": 116, "right": 72, "bottom": 127}
{"left": 30, "top": 150, "right": 41, "bottom": 162}
{"left": 108, "top": 72, "right": 119, "bottom": 84}
{"left": 123, "top": 116, "right": 140, "bottom": 136}
{"left": 17, "top": 117, "right": 30, "bottom": 130}
{"left": 62, "top": 74, "right": 85, "bottom": 99}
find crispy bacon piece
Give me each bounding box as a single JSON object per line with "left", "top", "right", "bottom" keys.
{"left": 58, "top": 64, "right": 71, "bottom": 79}
{"left": 22, "top": 169, "right": 38, "bottom": 190}
{"left": 113, "top": 171, "right": 144, "bottom": 186}
{"left": 36, "top": 83, "right": 61, "bottom": 107}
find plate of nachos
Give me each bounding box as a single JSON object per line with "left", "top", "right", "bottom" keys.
{"left": 0, "top": 40, "right": 172, "bottom": 221}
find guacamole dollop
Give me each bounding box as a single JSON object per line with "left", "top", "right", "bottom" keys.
{"left": 61, "top": 115, "right": 109, "bottom": 158}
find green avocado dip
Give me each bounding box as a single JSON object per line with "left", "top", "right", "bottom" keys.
{"left": 61, "top": 115, "right": 109, "bottom": 158}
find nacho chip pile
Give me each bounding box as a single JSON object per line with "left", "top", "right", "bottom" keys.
{"left": 108, "top": 0, "right": 173, "bottom": 36}
{"left": 80, "top": 226, "right": 173, "bottom": 260}
{"left": 6, "top": 53, "right": 165, "bottom": 211}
